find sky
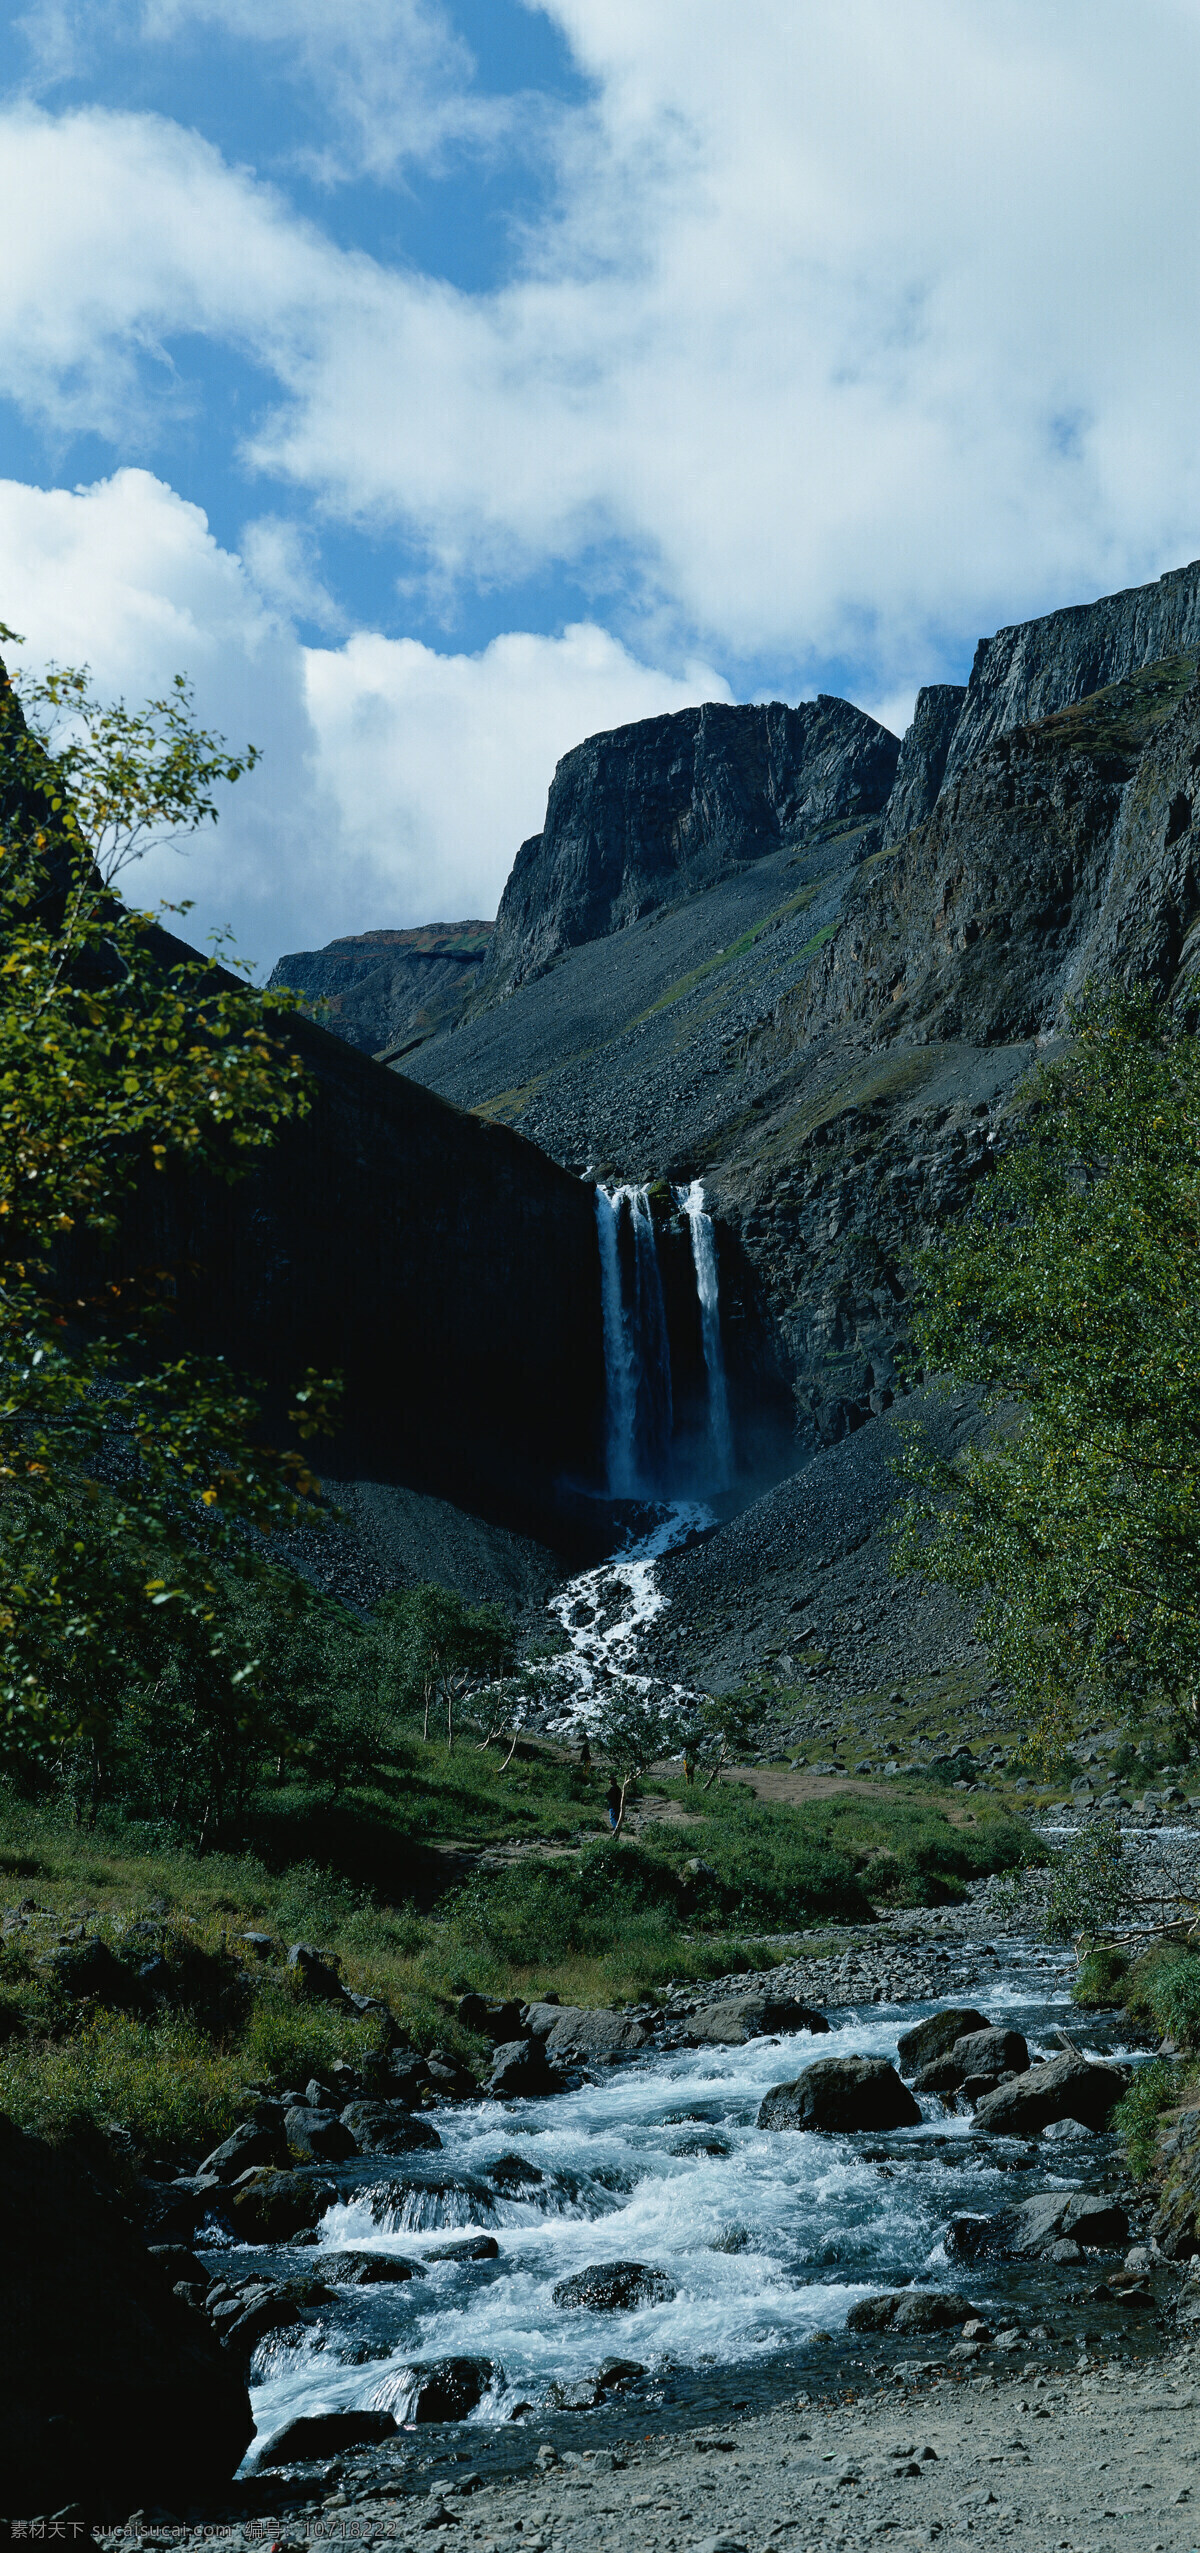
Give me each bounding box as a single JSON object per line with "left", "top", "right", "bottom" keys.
{"left": 2, "top": 2, "right": 1200, "bottom": 972}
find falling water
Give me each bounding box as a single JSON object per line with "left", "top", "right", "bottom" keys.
{"left": 678, "top": 1178, "right": 734, "bottom": 1489}
{"left": 594, "top": 1184, "right": 673, "bottom": 1496}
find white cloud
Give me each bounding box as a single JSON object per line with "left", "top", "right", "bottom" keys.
{"left": 300, "top": 623, "right": 730, "bottom": 939}
{"left": 4, "top": 4, "right": 1200, "bottom": 702}
{"left": 0, "top": 468, "right": 726, "bottom": 964}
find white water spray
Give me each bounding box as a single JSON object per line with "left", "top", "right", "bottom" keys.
{"left": 594, "top": 1184, "right": 673, "bottom": 1496}
{"left": 595, "top": 1187, "right": 640, "bottom": 1496}
{"left": 678, "top": 1178, "right": 734, "bottom": 1490}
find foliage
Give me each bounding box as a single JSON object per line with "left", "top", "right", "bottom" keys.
{"left": 1044, "top": 1818, "right": 1134, "bottom": 1941}
{"left": 0, "top": 2006, "right": 243, "bottom": 2164}
{"left": 1112, "top": 2057, "right": 1187, "bottom": 2181}
{"left": 592, "top": 1686, "right": 685, "bottom": 1828}
{"left": 376, "top": 1583, "right": 516, "bottom": 1748}
{"left": 0, "top": 651, "right": 339, "bottom": 1768}
{"left": 694, "top": 1689, "right": 760, "bottom": 1790}
{"left": 894, "top": 989, "right": 1200, "bottom": 1755}
{"left": 1072, "top": 1945, "right": 1131, "bottom": 2007}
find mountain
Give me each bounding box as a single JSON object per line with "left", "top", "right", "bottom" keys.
{"left": 266, "top": 921, "right": 492, "bottom": 1060}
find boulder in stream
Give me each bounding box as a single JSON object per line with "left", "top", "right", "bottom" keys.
{"left": 386, "top": 2355, "right": 495, "bottom": 2420}
{"left": 488, "top": 2037, "right": 565, "bottom": 2095}
{"left": 847, "top": 2288, "right": 977, "bottom": 2334}
{"left": 285, "top": 2102, "right": 360, "bottom": 2160}
{"left": 973, "top": 2050, "right": 1128, "bottom": 2135}
{"left": 227, "top": 2167, "right": 336, "bottom": 2243}
{"left": 758, "top": 2056, "right": 921, "bottom": 2133}
{"left": 198, "top": 2116, "right": 288, "bottom": 2180}
{"left": 258, "top": 2405, "right": 399, "bottom": 2465}
{"left": 914, "top": 2028, "right": 1029, "bottom": 2096}
{"left": 0, "top": 2115, "right": 252, "bottom": 2514}
{"left": 684, "top": 1994, "right": 829, "bottom": 2046}
{"left": 544, "top": 2007, "right": 653, "bottom": 2060}
{"left": 947, "top": 2190, "right": 1130, "bottom": 2262}
{"left": 896, "top": 2009, "right": 991, "bottom": 2077}
{"left": 340, "top": 2099, "right": 442, "bottom": 2154}
{"left": 324, "top": 2248, "right": 423, "bottom": 2284}
{"left": 552, "top": 2260, "right": 678, "bottom": 2311}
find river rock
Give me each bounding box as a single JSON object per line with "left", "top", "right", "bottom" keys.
{"left": 427, "top": 2233, "right": 502, "bottom": 2262}
{"left": 758, "top": 2056, "right": 921, "bottom": 2133}
{"left": 896, "top": 2009, "right": 991, "bottom": 2077}
{"left": 544, "top": 2007, "right": 652, "bottom": 2060}
{"left": 684, "top": 1994, "right": 829, "bottom": 2046}
{"left": 0, "top": 2114, "right": 252, "bottom": 2513}
{"left": 459, "top": 1993, "right": 526, "bottom": 2040}
{"left": 553, "top": 2261, "right": 678, "bottom": 2311}
{"left": 340, "top": 2099, "right": 442, "bottom": 2154}
{"left": 946, "top": 2190, "right": 1130, "bottom": 2262}
{"left": 914, "top": 2028, "right": 1029, "bottom": 2096}
{"left": 488, "top": 2037, "right": 565, "bottom": 2095}
{"left": 228, "top": 2167, "right": 336, "bottom": 2243}
{"left": 258, "top": 2405, "right": 400, "bottom": 2466}
{"left": 973, "top": 2050, "right": 1128, "bottom": 2135}
{"left": 198, "top": 2116, "right": 288, "bottom": 2181}
{"left": 393, "top": 2356, "right": 495, "bottom": 2420}
{"left": 325, "top": 2249, "right": 421, "bottom": 2284}
{"left": 847, "top": 2289, "right": 977, "bottom": 2334}
{"left": 285, "top": 2102, "right": 360, "bottom": 2160}
{"left": 207, "top": 2274, "right": 334, "bottom": 2359}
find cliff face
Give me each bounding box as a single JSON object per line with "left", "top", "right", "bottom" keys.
{"left": 879, "top": 683, "right": 966, "bottom": 846}
{"left": 483, "top": 696, "right": 900, "bottom": 995}
{"left": 267, "top": 922, "right": 491, "bottom": 1061}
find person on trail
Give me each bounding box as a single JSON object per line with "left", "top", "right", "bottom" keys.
{"left": 606, "top": 1776, "right": 622, "bottom": 1832}
{"left": 682, "top": 1733, "right": 699, "bottom": 1787}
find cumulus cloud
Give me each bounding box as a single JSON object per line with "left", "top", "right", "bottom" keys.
{"left": 3, "top": 4, "right": 1200, "bottom": 699}
{"left": 0, "top": 469, "right": 725, "bottom": 965}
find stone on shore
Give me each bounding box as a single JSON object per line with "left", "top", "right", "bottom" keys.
{"left": 545, "top": 2007, "right": 653, "bottom": 2060}
{"left": 257, "top": 2405, "right": 399, "bottom": 2465}
{"left": 488, "top": 2037, "right": 565, "bottom": 2095}
{"left": 758, "top": 2056, "right": 921, "bottom": 2133}
{"left": 197, "top": 2116, "right": 288, "bottom": 2181}
{"left": 847, "top": 2288, "right": 977, "bottom": 2334}
{"left": 945, "top": 2189, "right": 1129, "bottom": 2262}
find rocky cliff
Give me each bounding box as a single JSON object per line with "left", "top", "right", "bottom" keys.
{"left": 482, "top": 696, "right": 900, "bottom": 996}
{"left": 267, "top": 920, "right": 492, "bottom": 1060}
{"left": 405, "top": 560, "right": 1200, "bottom": 1474}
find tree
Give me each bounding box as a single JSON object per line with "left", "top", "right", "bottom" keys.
{"left": 377, "top": 1584, "right": 516, "bottom": 1750}
{"left": 0, "top": 643, "right": 338, "bottom": 1768}
{"left": 894, "top": 987, "right": 1200, "bottom": 1758}
{"left": 592, "top": 1685, "right": 685, "bottom": 1833}
{"left": 693, "top": 1688, "right": 759, "bottom": 1790}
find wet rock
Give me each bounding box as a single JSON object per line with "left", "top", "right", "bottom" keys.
{"left": 914, "top": 2027, "right": 1029, "bottom": 2094}
{"left": 426, "top": 2234, "right": 501, "bottom": 2263}
{"left": 487, "top": 2151, "right": 545, "bottom": 2188}
{"left": 487, "top": 2038, "right": 565, "bottom": 2096}
{"left": 197, "top": 2118, "right": 288, "bottom": 2182}
{"left": 0, "top": 2116, "right": 251, "bottom": 2515}
{"left": 324, "top": 2250, "right": 421, "bottom": 2284}
{"left": 364, "top": 2171, "right": 499, "bottom": 2230}
{"left": 393, "top": 2356, "right": 495, "bottom": 2421}
{"left": 552, "top": 2261, "right": 677, "bottom": 2312}
{"left": 285, "top": 2103, "right": 359, "bottom": 2161}
{"left": 227, "top": 2168, "right": 335, "bottom": 2244}
{"left": 208, "top": 2275, "right": 334, "bottom": 2359}
{"left": 946, "top": 2190, "right": 1129, "bottom": 2262}
{"left": 257, "top": 2406, "right": 399, "bottom": 2466}
{"left": 758, "top": 2056, "right": 921, "bottom": 2134}
{"left": 973, "top": 2050, "right": 1128, "bottom": 2135}
{"left": 683, "top": 1995, "right": 829, "bottom": 2047}
{"left": 896, "top": 2009, "right": 991, "bottom": 2077}
{"left": 847, "top": 2290, "right": 977, "bottom": 2334}
{"left": 339, "top": 2100, "right": 442, "bottom": 2155}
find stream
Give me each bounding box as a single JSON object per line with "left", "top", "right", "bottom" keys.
{"left": 224, "top": 1940, "right": 1152, "bottom": 2473}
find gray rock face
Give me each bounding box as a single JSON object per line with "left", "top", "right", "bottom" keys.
{"left": 552, "top": 2261, "right": 678, "bottom": 2312}
{"left": 757, "top": 2055, "right": 921, "bottom": 2133}
{"left": 896, "top": 2009, "right": 991, "bottom": 2076}
{"left": 881, "top": 684, "right": 967, "bottom": 845}
{"left": 682, "top": 1994, "right": 830, "bottom": 2046}
{"left": 0, "top": 2117, "right": 252, "bottom": 2515}
{"left": 940, "top": 557, "right": 1200, "bottom": 790}
{"left": 267, "top": 922, "right": 492, "bottom": 1061}
{"left": 484, "top": 698, "right": 900, "bottom": 994}
{"left": 972, "top": 2050, "right": 1128, "bottom": 2136}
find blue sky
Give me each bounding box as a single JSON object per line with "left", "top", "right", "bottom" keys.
{"left": 2, "top": 0, "right": 1200, "bottom": 968}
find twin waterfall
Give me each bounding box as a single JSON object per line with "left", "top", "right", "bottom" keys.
{"left": 595, "top": 1178, "right": 733, "bottom": 1499}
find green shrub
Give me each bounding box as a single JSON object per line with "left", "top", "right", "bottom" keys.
{"left": 1073, "top": 1947, "right": 1131, "bottom": 2007}
{"left": 0, "top": 2008, "right": 240, "bottom": 2162}
{"left": 1112, "top": 2057, "right": 1186, "bottom": 2180}
{"left": 1123, "top": 1949, "right": 1200, "bottom": 2049}
{"left": 240, "top": 1992, "right": 386, "bottom": 2088}
{"left": 1045, "top": 1819, "right": 1133, "bottom": 1941}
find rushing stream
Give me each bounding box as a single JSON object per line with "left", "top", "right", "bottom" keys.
{"left": 229, "top": 1942, "right": 1144, "bottom": 2472}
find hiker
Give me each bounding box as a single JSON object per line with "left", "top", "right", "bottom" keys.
{"left": 606, "top": 1776, "right": 622, "bottom": 1832}
{"left": 682, "top": 1734, "right": 699, "bottom": 1786}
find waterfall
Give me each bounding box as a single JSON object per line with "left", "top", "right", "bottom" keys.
{"left": 595, "top": 1184, "right": 674, "bottom": 1496}
{"left": 678, "top": 1178, "right": 734, "bottom": 1490}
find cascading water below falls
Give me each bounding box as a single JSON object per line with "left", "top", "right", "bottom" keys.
{"left": 677, "top": 1178, "right": 733, "bottom": 1491}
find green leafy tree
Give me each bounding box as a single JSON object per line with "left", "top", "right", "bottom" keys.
{"left": 894, "top": 988, "right": 1200, "bottom": 1757}
{"left": 694, "top": 1688, "right": 759, "bottom": 1790}
{"left": 592, "top": 1686, "right": 685, "bottom": 1833}
{"left": 377, "top": 1583, "right": 516, "bottom": 1750}
{"left": 0, "top": 642, "right": 338, "bottom": 1767}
